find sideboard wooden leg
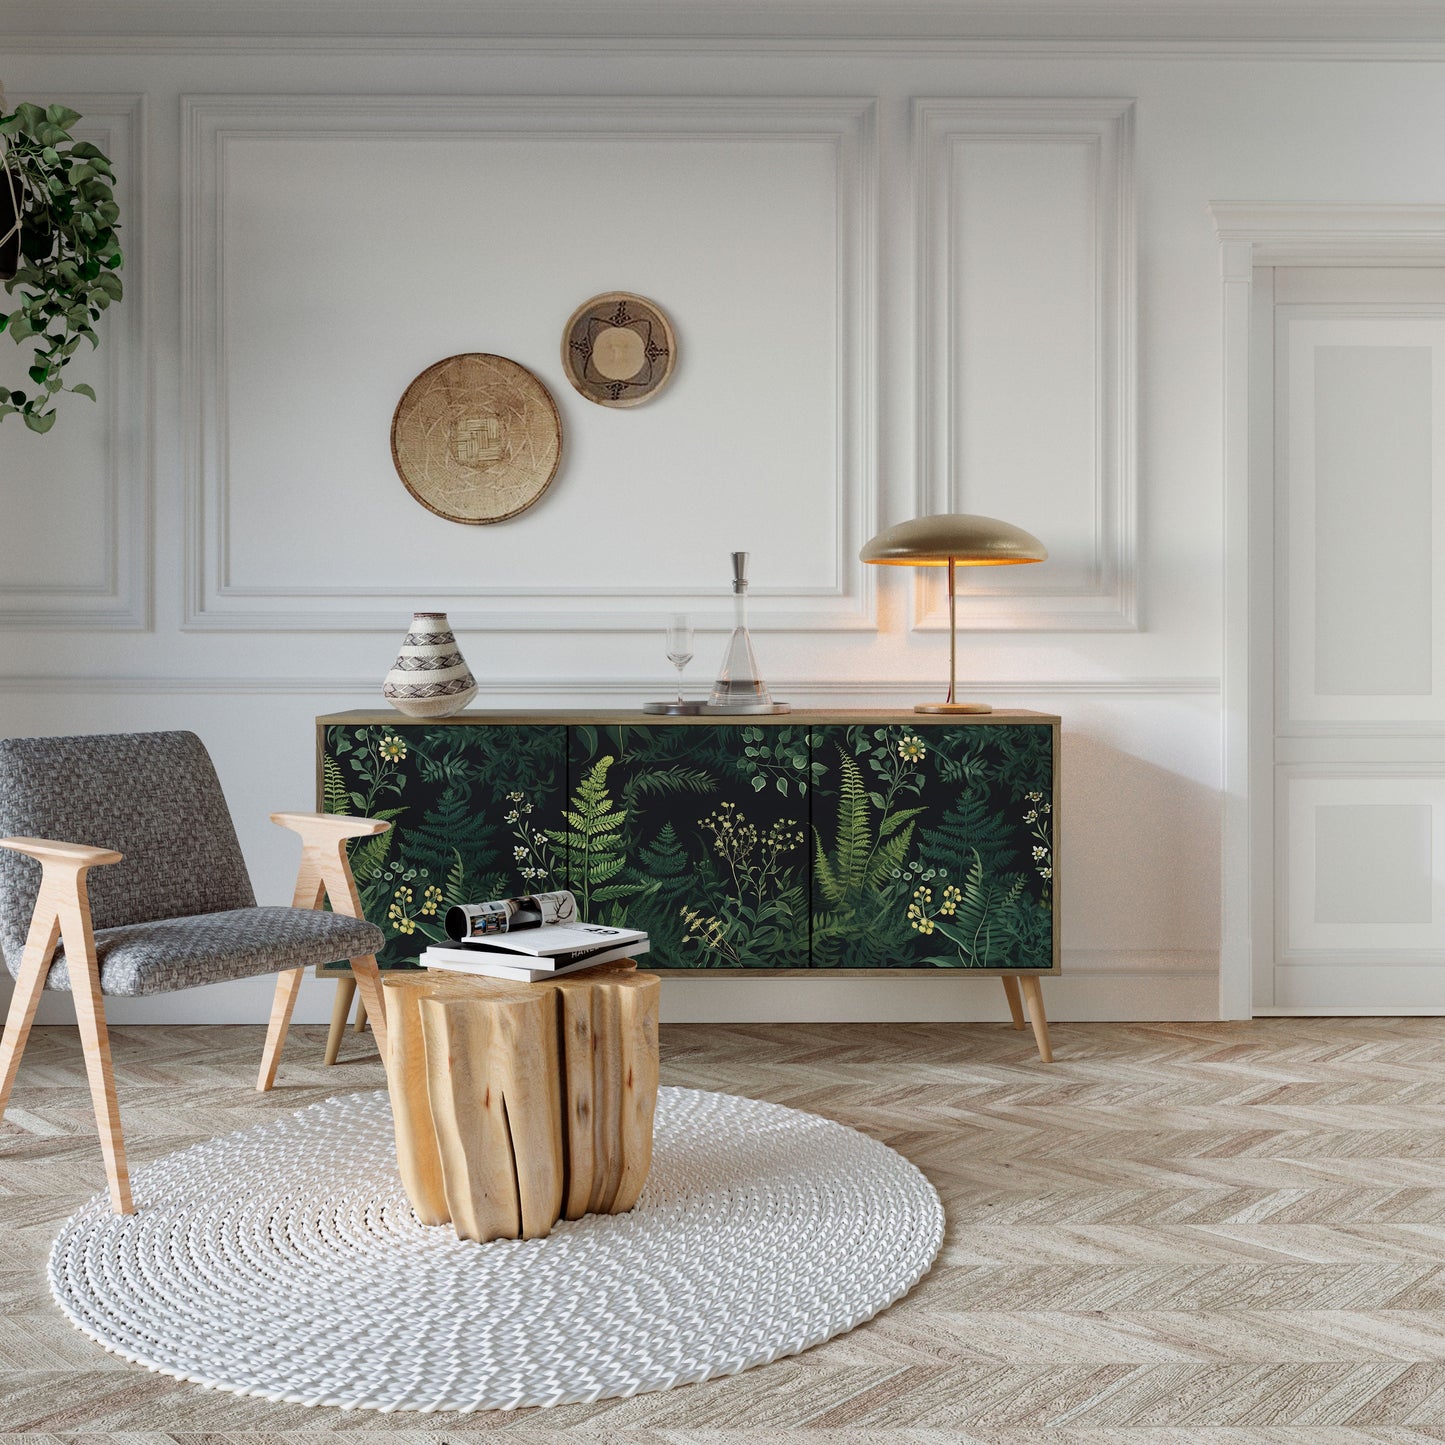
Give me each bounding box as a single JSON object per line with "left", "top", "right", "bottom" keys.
{"left": 324, "top": 975, "right": 355, "bottom": 1066}
{"left": 1018, "top": 976, "right": 1054, "bottom": 1063}
{"left": 1001, "top": 976, "right": 1026, "bottom": 1030}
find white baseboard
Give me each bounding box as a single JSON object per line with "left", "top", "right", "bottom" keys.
{"left": 659, "top": 961, "right": 1218, "bottom": 1024}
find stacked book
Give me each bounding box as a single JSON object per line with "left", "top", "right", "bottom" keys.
{"left": 420, "top": 888, "right": 648, "bottom": 983}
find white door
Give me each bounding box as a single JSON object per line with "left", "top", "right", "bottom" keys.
{"left": 1265, "top": 267, "right": 1445, "bottom": 1012}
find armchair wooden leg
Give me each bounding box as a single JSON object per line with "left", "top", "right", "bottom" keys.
{"left": 353, "top": 993, "right": 369, "bottom": 1033}
{"left": 257, "top": 967, "right": 305, "bottom": 1092}
{"left": 0, "top": 838, "right": 128, "bottom": 1210}
{"left": 66, "top": 941, "right": 133, "bottom": 1214}
{"left": 1000, "top": 976, "right": 1026, "bottom": 1031}
{"left": 325, "top": 975, "right": 356, "bottom": 1067}
{"left": 269, "top": 813, "right": 393, "bottom": 1070}
{"left": 349, "top": 956, "right": 389, "bottom": 1065}
{"left": 1018, "top": 975, "right": 1054, "bottom": 1064}
{"left": 0, "top": 911, "right": 60, "bottom": 1120}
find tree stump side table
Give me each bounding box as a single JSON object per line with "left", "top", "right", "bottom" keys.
{"left": 383, "top": 962, "right": 660, "bottom": 1243}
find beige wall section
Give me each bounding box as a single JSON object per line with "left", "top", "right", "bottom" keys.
{"left": 14, "top": 32, "right": 1436, "bottom": 1021}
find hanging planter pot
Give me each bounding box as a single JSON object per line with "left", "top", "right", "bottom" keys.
{"left": 0, "top": 101, "right": 123, "bottom": 433}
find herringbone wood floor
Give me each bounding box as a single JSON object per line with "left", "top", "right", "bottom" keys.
{"left": 9, "top": 1018, "right": 1445, "bottom": 1441}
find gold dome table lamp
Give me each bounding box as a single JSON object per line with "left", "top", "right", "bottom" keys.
{"left": 860, "top": 513, "right": 1047, "bottom": 714}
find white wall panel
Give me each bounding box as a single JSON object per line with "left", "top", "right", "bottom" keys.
{"left": 1279, "top": 310, "right": 1445, "bottom": 727}
{"left": 1314, "top": 802, "right": 1431, "bottom": 925}
{"left": 914, "top": 98, "right": 1135, "bottom": 631}
{"left": 1282, "top": 770, "right": 1445, "bottom": 955}
{"left": 182, "top": 96, "right": 876, "bottom": 632}
{"left": 0, "top": 94, "right": 148, "bottom": 629}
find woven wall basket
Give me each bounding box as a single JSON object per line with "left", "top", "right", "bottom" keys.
{"left": 391, "top": 353, "right": 563, "bottom": 523}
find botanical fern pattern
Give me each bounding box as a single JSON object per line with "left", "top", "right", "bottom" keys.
{"left": 568, "top": 727, "right": 808, "bottom": 966}
{"left": 545, "top": 756, "right": 653, "bottom": 917}
{"left": 810, "top": 724, "right": 1051, "bottom": 970}
{"left": 321, "top": 723, "right": 566, "bottom": 968}
{"left": 320, "top": 718, "right": 1052, "bottom": 971}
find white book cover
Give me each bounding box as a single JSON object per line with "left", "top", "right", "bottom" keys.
{"left": 421, "top": 939, "right": 648, "bottom": 982}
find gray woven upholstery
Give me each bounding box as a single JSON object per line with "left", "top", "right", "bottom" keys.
{"left": 0, "top": 731, "right": 258, "bottom": 980}
{"left": 0, "top": 731, "right": 376, "bottom": 995}
{"left": 42, "top": 907, "right": 385, "bottom": 997}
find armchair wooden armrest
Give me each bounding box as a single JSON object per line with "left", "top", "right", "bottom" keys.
{"left": 258, "top": 810, "right": 393, "bottom": 1090}
{"left": 269, "top": 811, "right": 389, "bottom": 842}
{"left": 268, "top": 809, "right": 389, "bottom": 919}
{"left": 0, "top": 836, "right": 123, "bottom": 870}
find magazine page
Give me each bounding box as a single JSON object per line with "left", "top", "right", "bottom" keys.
{"left": 445, "top": 889, "right": 577, "bottom": 942}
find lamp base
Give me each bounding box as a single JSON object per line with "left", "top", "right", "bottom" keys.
{"left": 914, "top": 701, "right": 993, "bottom": 714}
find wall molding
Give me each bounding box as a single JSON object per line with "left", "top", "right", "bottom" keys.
{"left": 0, "top": 673, "right": 1222, "bottom": 695}
{"left": 15, "top": 0, "right": 1445, "bottom": 49}
{"left": 1211, "top": 202, "right": 1445, "bottom": 261}
{"left": 181, "top": 94, "right": 877, "bottom": 634}
{"left": 913, "top": 98, "right": 1137, "bottom": 631}
{"left": 21, "top": 39, "right": 1445, "bottom": 60}
{"left": 0, "top": 93, "right": 151, "bottom": 631}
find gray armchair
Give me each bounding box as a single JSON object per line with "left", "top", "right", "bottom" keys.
{"left": 0, "top": 730, "right": 390, "bottom": 1214}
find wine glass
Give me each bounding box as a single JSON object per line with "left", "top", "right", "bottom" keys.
{"left": 665, "top": 614, "right": 694, "bottom": 705}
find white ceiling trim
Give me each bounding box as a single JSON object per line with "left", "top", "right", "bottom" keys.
{"left": 13, "top": 0, "right": 1445, "bottom": 46}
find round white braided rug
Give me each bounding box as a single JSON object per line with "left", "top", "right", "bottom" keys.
{"left": 48, "top": 1086, "right": 944, "bottom": 1412}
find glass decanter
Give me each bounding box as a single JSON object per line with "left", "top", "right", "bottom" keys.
{"left": 705, "top": 552, "right": 778, "bottom": 714}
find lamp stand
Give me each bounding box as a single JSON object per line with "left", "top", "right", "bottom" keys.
{"left": 916, "top": 556, "right": 992, "bottom": 715}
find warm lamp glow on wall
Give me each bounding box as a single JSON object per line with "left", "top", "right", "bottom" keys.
{"left": 860, "top": 513, "right": 1048, "bottom": 714}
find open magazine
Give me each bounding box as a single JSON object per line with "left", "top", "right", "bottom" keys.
{"left": 445, "top": 888, "right": 580, "bottom": 942}
{"left": 435, "top": 889, "right": 647, "bottom": 970}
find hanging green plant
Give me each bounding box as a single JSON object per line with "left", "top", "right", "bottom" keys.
{"left": 0, "top": 102, "right": 123, "bottom": 434}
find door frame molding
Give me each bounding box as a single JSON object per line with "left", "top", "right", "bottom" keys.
{"left": 1211, "top": 203, "right": 1445, "bottom": 1018}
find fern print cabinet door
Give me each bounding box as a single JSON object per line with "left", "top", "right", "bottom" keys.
{"left": 566, "top": 723, "right": 812, "bottom": 968}
{"left": 321, "top": 722, "right": 567, "bottom": 968}
{"left": 808, "top": 722, "right": 1055, "bottom": 971}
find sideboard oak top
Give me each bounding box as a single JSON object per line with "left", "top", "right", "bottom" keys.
{"left": 317, "top": 708, "right": 1061, "bottom": 727}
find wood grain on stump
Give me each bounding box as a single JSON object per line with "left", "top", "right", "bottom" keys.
{"left": 383, "top": 962, "right": 660, "bottom": 1243}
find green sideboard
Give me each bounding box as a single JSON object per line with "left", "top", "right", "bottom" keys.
{"left": 315, "top": 710, "right": 1059, "bottom": 977}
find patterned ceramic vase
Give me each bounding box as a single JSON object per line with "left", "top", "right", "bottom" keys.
{"left": 382, "top": 611, "right": 478, "bottom": 717}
